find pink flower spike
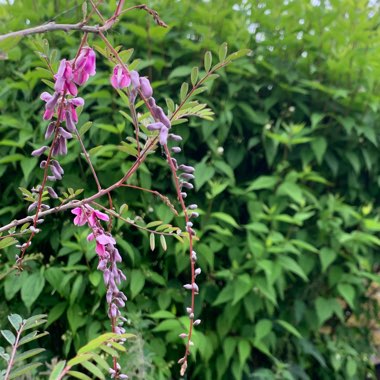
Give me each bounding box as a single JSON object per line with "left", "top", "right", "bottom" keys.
{"left": 87, "top": 232, "right": 95, "bottom": 241}
{"left": 110, "top": 64, "right": 131, "bottom": 89}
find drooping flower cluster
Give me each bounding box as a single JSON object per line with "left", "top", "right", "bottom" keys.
{"left": 109, "top": 64, "right": 173, "bottom": 147}
{"left": 38, "top": 46, "right": 96, "bottom": 160}
{"left": 71, "top": 205, "right": 129, "bottom": 379}
{"left": 31, "top": 47, "right": 96, "bottom": 212}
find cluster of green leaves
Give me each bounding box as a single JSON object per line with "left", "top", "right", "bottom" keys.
{"left": 1, "top": 0, "right": 380, "bottom": 379}
{"left": 0, "top": 314, "right": 48, "bottom": 379}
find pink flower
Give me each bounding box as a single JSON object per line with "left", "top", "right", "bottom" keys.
{"left": 71, "top": 207, "right": 87, "bottom": 226}
{"left": 40, "top": 92, "right": 84, "bottom": 123}
{"left": 87, "top": 232, "right": 116, "bottom": 256}
{"left": 110, "top": 64, "right": 131, "bottom": 89}
{"left": 71, "top": 206, "right": 109, "bottom": 227}
{"left": 73, "top": 47, "right": 96, "bottom": 85}
{"left": 54, "top": 59, "right": 77, "bottom": 96}
{"left": 40, "top": 92, "right": 60, "bottom": 120}
{"left": 87, "top": 209, "right": 109, "bottom": 227}
{"left": 66, "top": 96, "right": 84, "bottom": 124}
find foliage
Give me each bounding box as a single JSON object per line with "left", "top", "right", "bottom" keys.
{"left": 0, "top": 313, "right": 48, "bottom": 379}
{"left": 1, "top": 0, "right": 380, "bottom": 379}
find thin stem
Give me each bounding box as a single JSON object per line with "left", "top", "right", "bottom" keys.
{"left": 88, "top": 0, "right": 106, "bottom": 23}
{"left": 4, "top": 321, "right": 26, "bottom": 380}
{"left": 170, "top": 61, "right": 230, "bottom": 122}
{"left": 91, "top": 201, "right": 180, "bottom": 236}
{"left": 121, "top": 184, "right": 178, "bottom": 215}
{"left": 0, "top": 138, "right": 157, "bottom": 235}
{"left": 18, "top": 95, "right": 66, "bottom": 267}
{"left": 163, "top": 145, "right": 195, "bottom": 374}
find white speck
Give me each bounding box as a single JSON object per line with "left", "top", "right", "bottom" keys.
{"left": 255, "top": 32, "right": 266, "bottom": 43}
{"left": 301, "top": 51, "right": 308, "bottom": 58}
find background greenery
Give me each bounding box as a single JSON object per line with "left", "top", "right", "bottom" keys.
{"left": 1, "top": 0, "right": 380, "bottom": 379}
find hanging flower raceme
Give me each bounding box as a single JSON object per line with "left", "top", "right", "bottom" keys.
{"left": 71, "top": 205, "right": 128, "bottom": 379}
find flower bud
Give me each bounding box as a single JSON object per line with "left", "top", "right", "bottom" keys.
{"left": 31, "top": 146, "right": 49, "bottom": 157}
{"left": 172, "top": 147, "right": 181, "bottom": 153}
{"left": 45, "top": 122, "right": 55, "bottom": 139}
{"left": 140, "top": 77, "right": 153, "bottom": 98}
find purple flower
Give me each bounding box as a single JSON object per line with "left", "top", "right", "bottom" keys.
{"left": 87, "top": 232, "right": 115, "bottom": 256}
{"left": 40, "top": 92, "right": 60, "bottom": 120}
{"left": 72, "top": 47, "right": 96, "bottom": 85}
{"left": 139, "top": 77, "right": 153, "bottom": 98}
{"left": 54, "top": 59, "right": 77, "bottom": 96}
{"left": 130, "top": 70, "right": 140, "bottom": 89}
{"left": 111, "top": 64, "right": 131, "bottom": 89}
{"left": 71, "top": 207, "right": 88, "bottom": 226}
{"left": 31, "top": 146, "right": 49, "bottom": 157}
{"left": 159, "top": 126, "right": 169, "bottom": 145}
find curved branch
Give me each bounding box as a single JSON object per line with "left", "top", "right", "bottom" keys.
{"left": 0, "top": 22, "right": 102, "bottom": 42}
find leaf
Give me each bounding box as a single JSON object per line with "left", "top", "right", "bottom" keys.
{"left": 277, "top": 182, "right": 304, "bottom": 204}
{"left": 194, "top": 161, "right": 215, "bottom": 190}
{"left": 67, "top": 371, "right": 92, "bottom": 380}
{"left": 18, "top": 331, "right": 49, "bottom": 346}
{"left": 191, "top": 67, "right": 199, "bottom": 86}
{"left": 226, "top": 49, "right": 251, "bottom": 61}
{"left": 148, "top": 310, "right": 175, "bottom": 319}
{"left": 337, "top": 283, "right": 355, "bottom": 309}
{"left": 130, "top": 269, "right": 145, "bottom": 299}
{"left": 315, "top": 297, "right": 334, "bottom": 325}
{"left": 311, "top": 137, "right": 327, "bottom": 164}
{"left": 219, "top": 42, "right": 228, "bottom": 61}
{"left": 247, "top": 176, "right": 278, "bottom": 191}
{"left": 319, "top": 247, "right": 336, "bottom": 272}
{"left": 78, "top": 121, "right": 93, "bottom": 137}
{"left": 1, "top": 330, "right": 15, "bottom": 345}
{"left": 149, "top": 232, "right": 155, "bottom": 251}
{"left": 8, "top": 362, "right": 42, "bottom": 379}
{"left": 67, "top": 353, "right": 94, "bottom": 367}
{"left": 0, "top": 237, "right": 18, "bottom": 250}
{"left": 81, "top": 360, "right": 105, "bottom": 379}
{"left": 49, "top": 360, "right": 66, "bottom": 380}
{"left": 180, "top": 82, "right": 189, "bottom": 101}
{"left": 160, "top": 235, "right": 167, "bottom": 251}
{"left": 23, "top": 314, "right": 47, "bottom": 330}
{"left": 47, "top": 302, "right": 67, "bottom": 327}
{"left": 276, "top": 320, "right": 302, "bottom": 338}
{"left": 254, "top": 319, "right": 272, "bottom": 342}
{"left": 14, "top": 348, "right": 45, "bottom": 363}
{"left": 233, "top": 274, "right": 253, "bottom": 304}
{"left": 168, "top": 66, "right": 192, "bottom": 79}
{"left": 211, "top": 212, "right": 239, "bottom": 228}
{"left": 238, "top": 340, "right": 250, "bottom": 367}
{"left": 21, "top": 272, "right": 45, "bottom": 309}
{"left": 204, "top": 51, "right": 212, "bottom": 72}
{"left": 8, "top": 314, "right": 23, "bottom": 331}
{"left": 277, "top": 256, "right": 308, "bottom": 281}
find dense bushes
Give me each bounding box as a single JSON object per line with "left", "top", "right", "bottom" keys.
{"left": 1, "top": 0, "right": 380, "bottom": 379}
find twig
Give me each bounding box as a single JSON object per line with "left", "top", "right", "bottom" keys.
{"left": 4, "top": 320, "right": 26, "bottom": 380}
{"left": 121, "top": 184, "right": 178, "bottom": 216}
{"left": 91, "top": 201, "right": 180, "bottom": 236}
{"left": 0, "top": 138, "right": 157, "bottom": 235}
